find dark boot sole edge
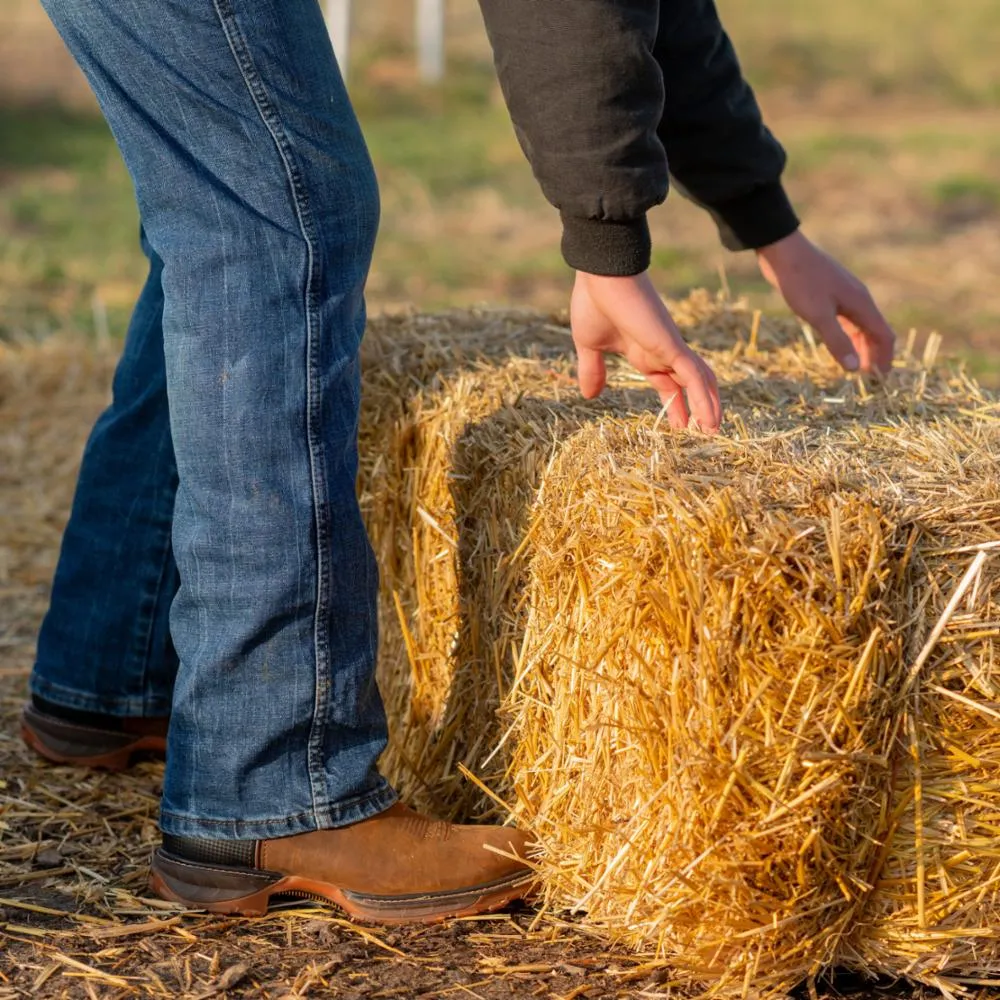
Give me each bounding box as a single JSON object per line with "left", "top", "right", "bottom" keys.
{"left": 21, "top": 718, "right": 167, "bottom": 771}
{"left": 149, "top": 849, "right": 537, "bottom": 924}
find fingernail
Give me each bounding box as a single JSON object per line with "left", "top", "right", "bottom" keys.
{"left": 844, "top": 354, "right": 860, "bottom": 371}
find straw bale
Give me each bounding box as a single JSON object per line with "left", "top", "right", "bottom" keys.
{"left": 504, "top": 420, "right": 907, "bottom": 993}
{"left": 354, "top": 298, "right": 1000, "bottom": 994}
{"left": 844, "top": 453, "right": 1000, "bottom": 993}
{"left": 5, "top": 296, "right": 1000, "bottom": 997}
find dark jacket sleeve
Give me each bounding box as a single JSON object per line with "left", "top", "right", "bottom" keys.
{"left": 654, "top": 0, "right": 799, "bottom": 251}
{"left": 477, "top": 0, "right": 668, "bottom": 277}
{"left": 477, "top": 0, "right": 798, "bottom": 276}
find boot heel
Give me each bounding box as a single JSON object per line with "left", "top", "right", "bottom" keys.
{"left": 149, "top": 849, "right": 280, "bottom": 915}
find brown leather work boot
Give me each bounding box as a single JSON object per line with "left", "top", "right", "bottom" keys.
{"left": 21, "top": 698, "right": 169, "bottom": 771}
{"left": 149, "top": 802, "right": 536, "bottom": 923}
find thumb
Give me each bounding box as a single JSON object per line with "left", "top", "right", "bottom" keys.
{"left": 810, "top": 310, "right": 860, "bottom": 372}
{"left": 576, "top": 346, "right": 607, "bottom": 399}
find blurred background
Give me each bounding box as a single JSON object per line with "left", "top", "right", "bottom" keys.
{"left": 2, "top": 0, "right": 998, "bottom": 379}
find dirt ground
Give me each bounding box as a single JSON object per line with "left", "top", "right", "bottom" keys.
{"left": 0, "top": 708, "right": 951, "bottom": 1000}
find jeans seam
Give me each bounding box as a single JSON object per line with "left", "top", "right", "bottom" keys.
{"left": 211, "top": 0, "right": 331, "bottom": 822}
{"left": 126, "top": 292, "right": 174, "bottom": 715}
{"left": 139, "top": 488, "right": 177, "bottom": 716}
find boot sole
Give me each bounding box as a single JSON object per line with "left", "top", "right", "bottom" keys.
{"left": 149, "top": 848, "right": 535, "bottom": 924}
{"left": 21, "top": 708, "right": 167, "bottom": 772}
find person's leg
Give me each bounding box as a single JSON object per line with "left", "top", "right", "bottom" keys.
{"left": 29, "top": 230, "right": 179, "bottom": 727}
{"left": 40, "top": 0, "right": 393, "bottom": 836}
{"left": 37, "top": 0, "right": 533, "bottom": 920}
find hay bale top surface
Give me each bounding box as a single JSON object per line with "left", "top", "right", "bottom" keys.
{"left": 359, "top": 292, "right": 987, "bottom": 435}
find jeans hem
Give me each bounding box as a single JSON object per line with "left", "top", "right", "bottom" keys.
{"left": 158, "top": 779, "right": 399, "bottom": 840}
{"left": 28, "top": 674, "right": 173, "bottom": 718}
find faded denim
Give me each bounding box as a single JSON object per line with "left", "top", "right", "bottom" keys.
{"left": 32, "top": 0, "right": 398, "bottom": 838}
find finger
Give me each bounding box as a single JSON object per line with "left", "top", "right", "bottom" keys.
{"left": 809, "top": 310, "right": 861, "bottom": 373}
{"left": 839, "top": 293, "right": 897, "bottom": 375}
{"left": 696, "top": 355, "right": 723, "bottom": 430}
{"left": 576, "top": 346, "right": 607, "bottom": 399}
{"left": 833, "top": 309, "right": 875, "bottom": 374}
{"left": 669, "top": 351, "right": 722, "bottom": 433}
{"left": 686, "top": 355, "right": 722, "bottom": 432}
{"left": 620, "top": 304, "right": 722, "bottom": 431}
{"left": 843, "top": 319, "right": 875, "bottom": 374}
{"left": 645, "top": 371, "right": 690, "bottom": 430}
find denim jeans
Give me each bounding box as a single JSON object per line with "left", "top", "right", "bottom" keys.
{"left": 33, "top": 0, "right": 398, "bottom": 839}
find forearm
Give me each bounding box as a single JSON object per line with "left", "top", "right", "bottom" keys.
{"left": 654, "top": 0, "right": 799, "bottom": 250}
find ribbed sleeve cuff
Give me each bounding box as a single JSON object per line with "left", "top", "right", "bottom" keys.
{"left": 560, "top": 214, "right": 651, "bottom": 276}
{"left": 709, "top": 181, "right": 800, "bottom": 252}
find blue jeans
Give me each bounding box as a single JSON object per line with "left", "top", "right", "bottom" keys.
{"left": 33, "top": 0, "right": 398, "bottom": 839}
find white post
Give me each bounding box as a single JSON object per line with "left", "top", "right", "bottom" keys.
{"left": 416, "top": 0, "right": 445, "bottom": 83}
{"left": 324, "top": 0, "right": 352, "bottom": 78}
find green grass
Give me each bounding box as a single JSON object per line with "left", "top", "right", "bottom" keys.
{"left": 931, "top": 174, "right": 1000, "bottom": 213}
{"left": 957, "top": 349, "right": 1000, "bottom": 384}
{"left": 0, "top": 105, "right": 112, "bottom": 171}
{"left": 717, "top": 0, "right": 1000, "bottom": 105}
{"left": 354, "top": 61, "right": 528, "bottom": 200}
{"left": 784, "top": 134, "right": 889, "bottom": 177}
{"left": 0, "top": 106, "right": 142, "bottom": 340}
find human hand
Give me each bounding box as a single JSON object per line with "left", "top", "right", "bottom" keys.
{"left": 570, "top": 271, "right": 722, "bottom": 433}
{"left": 756, "top": 230, "right": 895, "bottom": 375}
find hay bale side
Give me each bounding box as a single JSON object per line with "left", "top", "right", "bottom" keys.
{"left": 506, "top": 421, "right": 911, "bottom": 994}
{"left": 846, "top": 453, "right": 1000, "bottom": 992}
{"left": 496, "top": 407, "right": 1000, "bottom": 993}
{"left": 359, "top": 312, "right": 662, "bottom": 816}
{"left": 358, "top": 311, "right": 583, "bottom": 816}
